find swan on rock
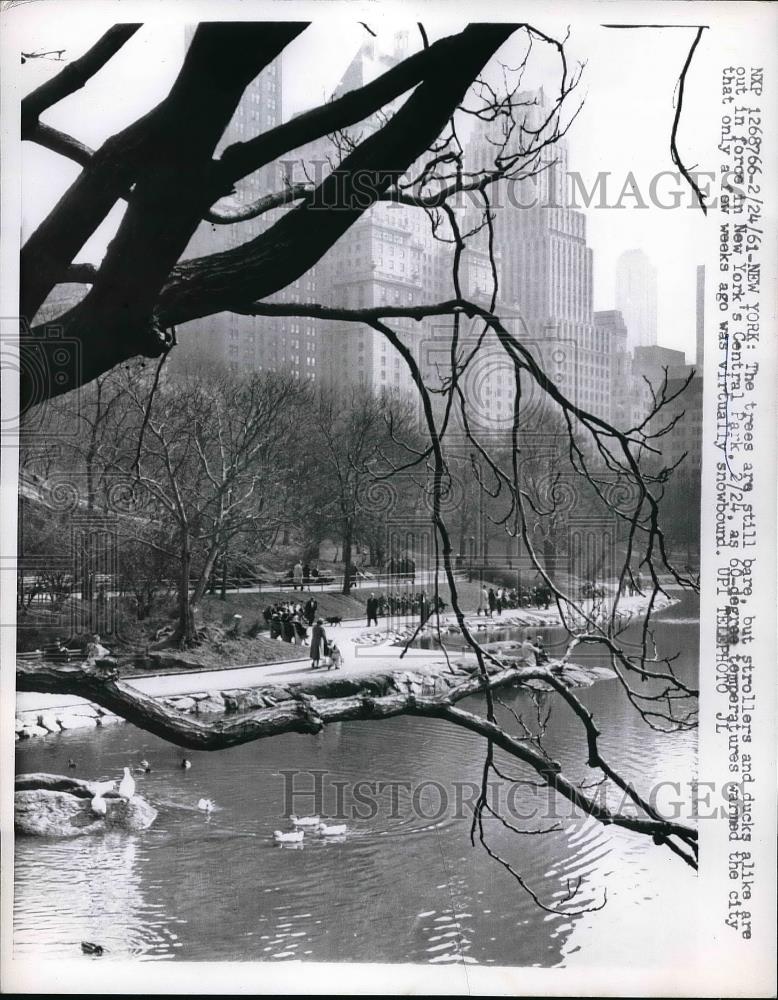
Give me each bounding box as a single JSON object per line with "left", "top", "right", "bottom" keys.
{"left": 118, "top": 767, "right": 135, "bottom": 800}
{"left": 90, "top": 793, "right": 108, "bottom": 816}
{"left": 91, "top": 779, "right": 116, "bottom": 797}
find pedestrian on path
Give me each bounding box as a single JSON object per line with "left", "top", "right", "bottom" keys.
{"left": 488, "top": 588, "right": 497, "bottom": 617}
{"left": 292, "top": 560, "right": 304, "bottom": 591}
{"left": 310, "top": 619, "right": 327, "bottom": 669}
{"left": 419, "top": 590, "right": 429, "bottom": 625}
{"left": 304, "top": 597, "right": 318, "bottom": 625}
{"left": 366, "top": 593, "right": 379, "bottom": 627}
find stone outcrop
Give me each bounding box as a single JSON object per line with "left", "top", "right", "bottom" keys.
{"left": 14, "top": 704, "right": 126, "bottom": 740}
{"left": 58, "top": 714, "right": 99, "bottom": 730}
{"left": 15, "top": 774, "right": 157, "bottom": 837}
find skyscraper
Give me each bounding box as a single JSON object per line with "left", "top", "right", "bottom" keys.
{"left": 459, "top": 95, "right": 611, "bottom": 423}
{"left": 171, "top": 39, "right": 616, "bottom": 431}
{"left": 594, "top": 309, "right": 629, "bottom": 426}
{"left": 615, "top": 249, "right": 658, "bottom": 352}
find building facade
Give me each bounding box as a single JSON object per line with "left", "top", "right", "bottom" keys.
{"left": 615, "top": 248, "right": 658, "bottom": 353}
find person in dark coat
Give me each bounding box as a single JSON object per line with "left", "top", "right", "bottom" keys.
{"left": 304, "top": 597, "right": 318, "bottom": 625}
{"left": 292, "top": 616, "right": 308, "bottom": 645}
{"left": 535, "top": 634, "right": 549, "bottom": 665}
{"left": 366, "top": 593, "right": 379, "bottom": 627}
{"left": 281, "top": 615, "right": 294, "bottom": 643}
{"left": 488, "top": 588, "right": 497, "bottom": 616}
{"left": 310, "top": 619, "right": 327, "bottom": 669}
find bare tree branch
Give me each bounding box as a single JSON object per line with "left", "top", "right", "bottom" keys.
{"left": 25, "top": 120, "right": 94, "bottom": 167}
{"left": 21, "top": 24, "right": 141, "bottom": 129}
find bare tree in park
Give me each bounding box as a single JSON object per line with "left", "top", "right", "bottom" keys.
{"left": 116, "top": 368, "right": 307, "bottom": 644}
{"left": 305, "top": 385, "right": 421, "bottom": 595}
{"left": 17, "top": 21, "right": 703, "bottom": 908}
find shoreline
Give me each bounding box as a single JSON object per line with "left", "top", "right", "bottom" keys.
{"left": 15, "top": 592, "right": 681, "bottom": 737}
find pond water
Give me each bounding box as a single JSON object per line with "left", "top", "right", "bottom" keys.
{"left": 14, "top": 594, "right": 699, "bottom": 967}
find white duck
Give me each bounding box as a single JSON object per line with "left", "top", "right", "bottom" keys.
{"left": 318, "top": 822, "right": 347, "bottom": 837}
{"left": 290, "top": 814, "right": 320, "bottom": 827}
{"left": 91, "top": 779, "right": 116, "bottom": 797}
{"left": 273, "top": 829, "right": 304, "bottom": 844}
{"left": 117, "top": 767, "right": 136, "bottom": 800}
{"left": 197, "top": 798, "right": 215, "bottom": 812}
{"left": 90, "top": 793, "right": 108, "bottom": 817}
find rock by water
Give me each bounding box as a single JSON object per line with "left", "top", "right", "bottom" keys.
{"left": 15, "top": 774, "right": 157, "bottom": 837}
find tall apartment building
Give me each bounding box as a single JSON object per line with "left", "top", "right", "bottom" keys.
{"left": 175, "top": 31, "right": 441, "bottom": 399}
{"left": 632, "top": 345, "right": 702, "bottom": 470}
{"left": 170, "top": 35, "right": 617, "bottom": 436}
{"left": 615, "top": 249, "right": 658, "bottom": 353}
{"left": 461, "top": 100, "right": 615, "bottom": 424}
{"left": 275, "top": 35, "right": 488, "bottom": 405}
{"left": 594, "top": 309, "right": 631, "bottom": 426}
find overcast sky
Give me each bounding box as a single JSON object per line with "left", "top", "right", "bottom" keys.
{"left": 11, "top": 3, "right": 728, "bottom": 361}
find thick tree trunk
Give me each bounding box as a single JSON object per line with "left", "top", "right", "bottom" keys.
{"left": 220, "top": 555, "right": 228, "bottom": 600}
{"left": 177, "top": 544, "right": 196, "bottom": 646}
{"left": 341, "top": 518, "right": 353, "bottom": 596}
{"left": 190, "top": 542, "right": 221, "bottom": 611}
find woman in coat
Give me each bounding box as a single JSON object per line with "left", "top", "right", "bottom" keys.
{"left": 310, "top": 619, "right": 327, "bottom": 669}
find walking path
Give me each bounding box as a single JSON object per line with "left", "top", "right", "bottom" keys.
{"left": 16, "top": 592, "right": 675, "bottom": 716}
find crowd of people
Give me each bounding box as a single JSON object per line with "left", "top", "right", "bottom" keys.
{"left": 261, "top": 597, "right": 320, "bottom": 643}
{"left": 365, "top": 590, "right": 447, "bottom": 624}
{"left": 287, "top": 561, "right": 322, "bottom": 590}
{"left": 477, "top": 584, "right": 552, "bottom": 616}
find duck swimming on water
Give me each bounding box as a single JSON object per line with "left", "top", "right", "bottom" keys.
{"left": 317, "top": 822, "right": 347, "bottom": 837}
{"left": 180, "top": 757, "right": 192, "bottom": 770}
{"left": 290, "top": 814, "right": 320, "bottom": 827}
{"left": 273, "top": 829, "right": 304, "bottom": 844}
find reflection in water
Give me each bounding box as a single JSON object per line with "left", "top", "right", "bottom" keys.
{"left": 15, "top": 595, "right": 699, "bottom": 965}
{"left": 14, "top": 833, "right": 184, "bottom": 959}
